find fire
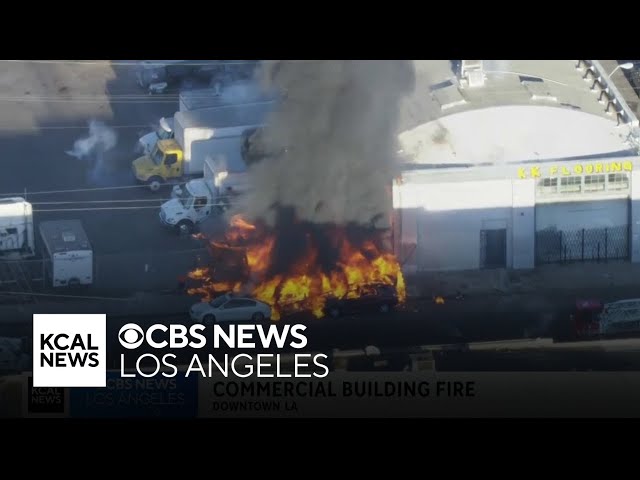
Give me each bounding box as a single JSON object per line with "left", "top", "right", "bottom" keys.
{"left": 188, "top": 214, "right": 406, "bottom": 321}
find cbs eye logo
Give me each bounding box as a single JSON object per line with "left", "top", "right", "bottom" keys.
{"left": 118, "top": 324, "right": 144, "bottom": 349}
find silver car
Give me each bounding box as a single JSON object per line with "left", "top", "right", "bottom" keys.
{"left": 190, "top": 293, "right": 272, "bottom": 325}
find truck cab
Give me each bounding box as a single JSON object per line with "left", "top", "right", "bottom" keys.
{"left": 160, "top": 179, "right": 214, "bottom": 235}
{"left": 132, "top": 139, "right": 185, "bottom": 192}
{"left": 159, "top": 154, "right": 251, "bottom": 235}
{"left": 138, "top": 117, "right": 174, "bottom": 154}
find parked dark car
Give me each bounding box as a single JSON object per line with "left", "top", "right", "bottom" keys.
{"left": 324, "top": 283, "right": 399, "bottom": 318}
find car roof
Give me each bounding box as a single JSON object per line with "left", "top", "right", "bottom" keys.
{"left": 216, "top": 293, "right": 261, "bottom": 302}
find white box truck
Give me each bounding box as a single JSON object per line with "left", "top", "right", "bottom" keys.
{"left": 160, "top": 155, "right": 251, "bottom": 235}
{"left": 131, "top": 101, "right": 274, "bottom": 192}
{"left": 137, "top": 81, "right": 272, "bottom": 155}
{"left": 0, "top": 197, "right": 35, "bottom": 260}
{"left": 39, "top": 220, "right": 93, "bottom": 288}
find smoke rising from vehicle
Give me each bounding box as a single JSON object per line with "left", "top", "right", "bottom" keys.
{"left": 235, "top": 60, "right": 415, "bottom": 228}
{"left": 220, "top": 82, "right": 265, "bottom": 104}
{"left": 66, "top": 120, "right": 117, "bottom": 159}
{"left": 66, "top": 120, "right": 118, "bottom": 185}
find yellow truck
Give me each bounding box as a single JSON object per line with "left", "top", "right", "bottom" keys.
{"left": 132, "top": 102, "right": 275, "bottom": 192}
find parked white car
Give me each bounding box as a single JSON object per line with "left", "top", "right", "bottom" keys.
{"left": 189, "top": 293, "right": 272, "bottom": 325}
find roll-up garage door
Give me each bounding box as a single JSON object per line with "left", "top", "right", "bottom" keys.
{"left": 535, "top": 199, "right": 629, "bottom": 264}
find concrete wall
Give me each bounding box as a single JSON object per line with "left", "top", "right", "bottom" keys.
{"left": 396, "top": 179, "right": 517, "bottom": 271}
{"left": 511, "top": 179, "right": 535, "bottom": 269}
{"left": 536, "top": 199, "right": 629, "bottom": 231}
{"left": 631, "top": 170, "right": 640, "bottom": 262}
{"left": 395, "top": 169, "right": 638, "bottom": 271}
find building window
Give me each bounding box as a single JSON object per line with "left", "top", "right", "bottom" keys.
{"left": 584, "top": 174, "right": 606, "bottom": 192}
{"left": 608, "top": 173, "right": 630, "bottom": 190}
{"left": 559, "top": 176, "right": 582, "bottom": 193}
{"left": 537, "top": 177, "right": 558, "bottom": 194}
{"left": 541, "top": 178, "right": 557, "bottom": 187}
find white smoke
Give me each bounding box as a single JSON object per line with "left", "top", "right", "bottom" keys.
{"left": 236, "top": 60, "right": 416, "bottom": 228}
{"left": 220, "top": 81, "right": 263, "bottom": 104}
{"left": 66, "top": 120, "right": 118, "bottom": 186}
{"left": 66, "top": 120, "right": 117, "bottom": 159}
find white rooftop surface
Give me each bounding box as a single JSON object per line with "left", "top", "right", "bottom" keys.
{"left": 397, "top": 60, "right": 640, "bottom": 165}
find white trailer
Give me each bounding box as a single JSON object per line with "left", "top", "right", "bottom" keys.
{"left": 39, "top": 220, "right": 93, "bottom": 288}
{"left": 173, "top": 100, "right": 275, "bottom": 176}
{"left": 0, "top": 197, "right": 35, "bottom": 260}
{"left": 132, "top": 101, "right": 276, "bottom": 191}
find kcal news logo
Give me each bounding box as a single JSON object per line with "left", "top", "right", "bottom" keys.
{"left": 33, "top": 314, "right": 107, "bottom": 388}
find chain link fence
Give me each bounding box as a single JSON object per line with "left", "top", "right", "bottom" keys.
{"left": 535, "top": 225, "right": 629, "bottom": 265}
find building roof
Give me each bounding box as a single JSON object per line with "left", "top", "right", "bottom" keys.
{"left": 39, "top": 220, "right": 91, "bottom": 254}
{"left": 398, "top": 155, "right": 640, "bottom": 184}
{"left": 397, "top": 60, "right": 640, "bottom": 166}
{"left": 174, "top": 101, "right": 276, "bottom": 130}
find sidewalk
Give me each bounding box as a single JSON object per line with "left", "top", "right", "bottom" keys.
{"left": 405, "top": 261, "right": 640, "bottom": 300}
{"left": 0, "top": 292, "right": 195, "bottom": 326}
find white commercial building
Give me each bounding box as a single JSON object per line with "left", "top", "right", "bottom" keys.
{"left": 392, "top": 60, "right": 640, "bottom": 273}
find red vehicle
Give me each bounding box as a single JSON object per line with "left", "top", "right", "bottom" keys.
{"left": 571, "top": 299, "right": 604, "bottom": 340}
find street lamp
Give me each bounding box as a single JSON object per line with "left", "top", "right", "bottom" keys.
{"left": 609, "top": 62, "right": 635, "bottom": 77}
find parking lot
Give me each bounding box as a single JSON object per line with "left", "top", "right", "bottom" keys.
{"left": 0, "top": 60, "right": 218, "bottom": 294}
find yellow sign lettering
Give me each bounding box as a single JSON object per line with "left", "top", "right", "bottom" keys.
{"left": 517, "top": 161, "right": 634, "bottom": 179}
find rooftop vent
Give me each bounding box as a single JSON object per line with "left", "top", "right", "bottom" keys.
{"left": 460, "top": 60, "right": 485, "bottom": 88}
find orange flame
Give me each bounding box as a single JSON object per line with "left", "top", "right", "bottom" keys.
{"left": 188, "top": 215, "right": 406, "bottom": 320}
